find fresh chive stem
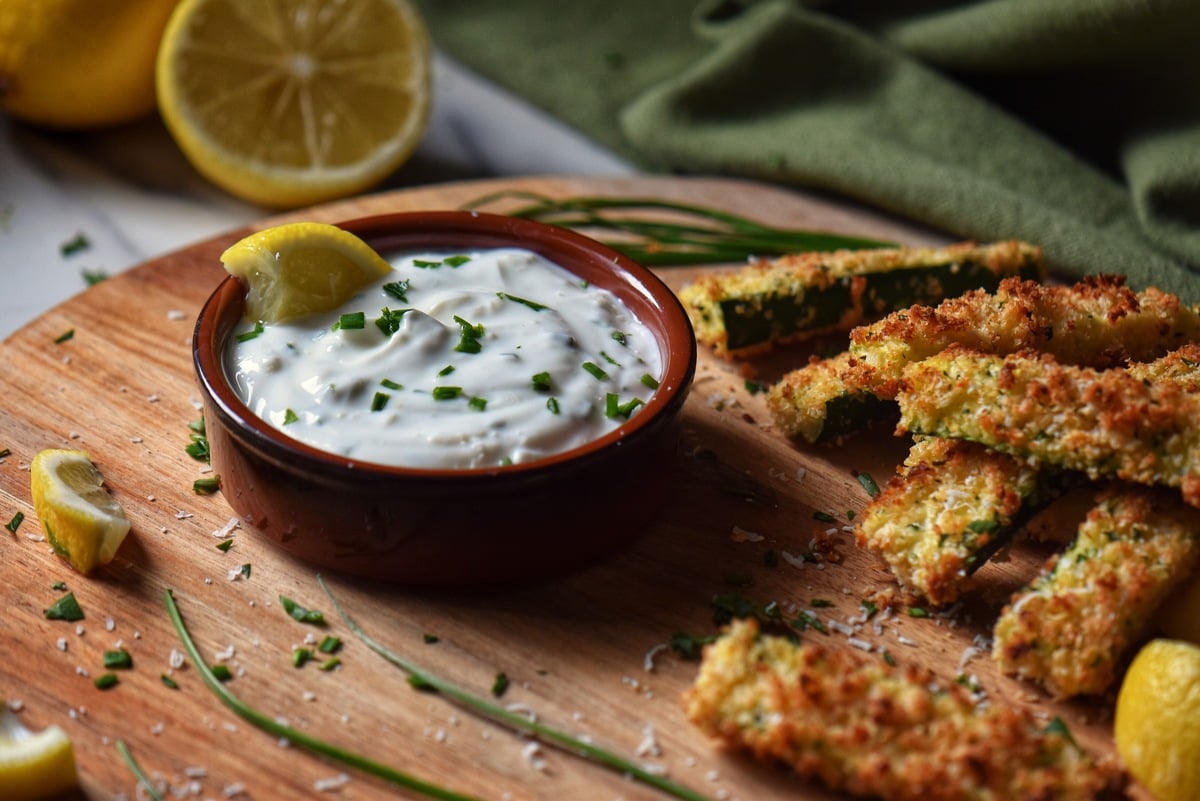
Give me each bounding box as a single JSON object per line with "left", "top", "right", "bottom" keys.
{"left": 116, "top": 740, "right": 165, "bottom": 801}
{"left": 463, "top": 192, "right": 894, "bottom": 265}
{"left": 317, "top": 576, "right": 716, "bottom": 801}
{"left": 164, "top": 589, "right": 482, "bottom": 801}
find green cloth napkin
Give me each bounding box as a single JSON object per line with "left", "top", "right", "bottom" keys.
{"left": 413, "top": 0, "right": 1200, "bottom": 300}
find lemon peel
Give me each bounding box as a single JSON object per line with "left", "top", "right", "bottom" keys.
{"left": 220, "top": 222, "right": 394, "bottom": 324}
{"left": 30, "top": 449, "right": 130, "bottom": 575}
{"left": 156, "top": 0, "right": 432, "bottom": 207}
{"left": 1114, "top": 639, "right": 1200, "bottom": 801}
{"left": 0, "top": 705, "right": 77, "bottom": 801}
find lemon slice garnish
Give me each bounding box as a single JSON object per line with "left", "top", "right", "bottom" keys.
{"left": 30, "top": 449, "right": 130, "bottom": 575}
{"left": 221, "top": 222, "right": 394, "bottom": 324}
{"left": 155, "top": 0, "right": 432, "bottom": 208}
{"left": 1115, "top": 639, "right": 1200, "bottom": 801}
{"left": 0, "top": 706, "right": 77, "bottom": 801}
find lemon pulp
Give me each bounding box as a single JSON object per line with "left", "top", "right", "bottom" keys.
{"left": 1114, "top": 639, "right": 1200, "bottom": 801}
{"left": 30, "top": 449, "right": 130, "bottom": 575}
{"left": 156, "top": 0, "right": 432, "bottom": 207}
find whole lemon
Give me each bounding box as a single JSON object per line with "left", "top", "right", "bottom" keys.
{"left": 1114, "top": 639, "right": 1200, "bottom": 801}
{"left": 0, "top": 0, "right": 177, "bottom": 129}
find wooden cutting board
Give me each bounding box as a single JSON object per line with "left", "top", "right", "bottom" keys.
{"left": 0, "top": 176, "right": 1124, "bottom": 801}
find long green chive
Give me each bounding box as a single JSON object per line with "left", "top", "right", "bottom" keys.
{"left": 279, "top": 594, "right": 325, "bottom": 625}
{"left": 193, "top": 476, "right": 220, "bottom": 495}
{"left": 45, "top": 593, "right": 84, "bottom": 621}
{"left": 235, "top": 321, "right": 264, "bottom": 342}
{"left": 463, "top": 192, "right": 894, "bottom": 266}
{"left": 333, "top": 312, "right": 366, "bottom": 331}
{"left": 496, "top": 292, "right": 548, "bottom": 311}
{"left": 640, "top": 373, "right": 660, "bottom": 390}
{"left": 531, "top": 372, "right": 552, "bottom": 392}
{"left": 6, "top": 511, "right": 23, "bottom": 534}
{"left": 54, "top": 329, "right": 75, "bottom": 344}
{"left": 432, "top": 386, "right": 463, "bottom": 401}
{"left": 164, "top": 590, "right": 481, "bottom": 801}
{"left": 116, "top": 740, "right": 165, "bottom": 801}
{"left": 371, "top": 392, "right": 391, "bottom": 412}
{"left": 103, "top": 649, "right": 133, "bottom": 670}
{"left": 318, "top": 577, "right": 716, "bottom": 801}
{"left": 582, "top": 361, "right": 608, "bottom": 381}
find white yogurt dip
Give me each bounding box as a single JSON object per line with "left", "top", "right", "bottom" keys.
{"left": 227, "top": 247, "right": 663, "bottom": 469}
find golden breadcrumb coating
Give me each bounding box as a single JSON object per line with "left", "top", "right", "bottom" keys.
{"left": 683, "top": 619, "right": 1129, "bottom": 801}
{"left": 993, "top": 486, "right": 1200, "bottom": 698}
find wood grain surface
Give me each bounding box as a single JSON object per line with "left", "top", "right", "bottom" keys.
{"left": 0, "top": 176, "right": 1124, "bottom": 801}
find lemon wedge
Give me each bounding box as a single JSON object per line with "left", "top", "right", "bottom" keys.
{"left": 155, "top": 0, "right": 432, "bottom": 208}
{"left": 30, "top": 449, "right": 130, "bottom": 575}
{"left": 221, "top": 222, "right": 394, "bottom": 324}
{"left": 1114, "top": 639, "right": 1200, "bottom": 801}
{"left": 0, "top": 705, "right": 77, "bottom": 801}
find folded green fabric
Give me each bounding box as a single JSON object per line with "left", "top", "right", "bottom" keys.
{"left": 414, "top": 0, "right": 1200, "bottom": 299}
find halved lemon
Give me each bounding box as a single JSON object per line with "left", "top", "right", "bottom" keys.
{"left": 156, "top": 0, "right": 432, "bottom": 208}
{"left": 0, "top": 705, "right": 77, "bottom": 801}
{"left": 30, "top": 449, "right": 130, "bottom": 575}
{"left": 221, "top": 221, "right": 394, "bottom": 323}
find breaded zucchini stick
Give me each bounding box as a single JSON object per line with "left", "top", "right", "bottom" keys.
{"left": 683, "top": 619, "right": 1129, "bottom": 801}
{"left": 856, "top": 438, "right": 1057, "bottom": 605}
{"left": 769, "top": 276, "right": 1200, "bottom": 442}
{"left": 896, "top": 344, "right": 1200, "bottom": 506}
{"left": 680, "top": 240, "right": 1043, "bottom": 357}
{"left": 993, "top": 486, "right": 1200, "bottom": 698}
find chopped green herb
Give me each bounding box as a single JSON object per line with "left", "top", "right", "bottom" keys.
{"left": 413, "top": 259, "right": 442, "bottom": 269}
{"left": 380, "top": 378, "right": 403, "bottom": 390}
{"left": 54, "top": 329, "right": 75, "bottom": 344}
{"left": 318, "top": 636, "right": 342, "bottom": 654}
{"left": 210, "top": 664, "right": 233, "bottom": 682}
{"left": 605, "top": 393, "right": 643, "bottom": 419}
{"left": 908, "top": 606, "right": 930, "bottom": 618}
{"left": 279, "top": 595, "right": 326, "bottom": 625}
{"left": 496, "top": 292, "right": 548, "bottom": 311}
{"left": 668, "top": 632, "right": 715, "bottom": 660}
{"left": 94, "top": 673, "right": 119, "bottom": 690}
{"left": 216, "top": 539, "right": 234, "bottom": 553}
{"left": 810, "top": 598, "right": 834, "bottom": 608}
{"left": 744, "top": 379, "right": 764, "bottom": 395}
{"left": 60, "top": 232, "right": 90, "bottom": 257}
{"left": 193, "top": 476, "right": 221, "bottom": 495}
{"left": 282, "top": 408, "right": 299, "bottom": 425}
{"left": 1044, "top": 716, "right": 1079, "bottom": 748}
{"left": 382, "top": 279, "right": 410, "bottom": 302}
{"left": 319, "top": 657, "right": 341, "bottom": 671}
{"left": 546, "top": 397, "right": 560, "bottom": 415}
{"left": 438, "top": 364, "right": 456, "bottom": 377}
{"left": 185, "top": 432, "right": 210, "bottom": 462}
{"left": 791, "top": 610, "right": 828, "bottom": 635}
{"left": 582, "top": 361, "right": 608, "bottom": 381}
{"left": 375, "top": 306, "right": 411, "bottom": 336}
{"left": 333, "top": 311, "right": 366, "bottom": 331}
{"left": 292, "top": 647, "right": 313, "bottom": 668}
{"left": 238, "top": 563, "right": 252, "bottom": 580}
{"left": 103, "top": 649, "right": 133, "bottom": 670}
{"left": 882, "top": 650, "right": 897, "bottom": 666}
{"left": 0, "top": 448, "right": 10, "bottom": 458}
{"left": 468, "top": 396, "right": 487, "bottom": 412}
{"left": 422, "top": 633, "right": 439, "bottom": 644}
{"left": 50, "top": 581, "right": 67, "bottom": 591}
{"left": 371, "top": 392, "right": 391, "bottom": 412}
{"left": 531, "top": 371, "right": 552, "bottom": 391}
{"left": 432, "top": 386, "right": 463, "bottom": 401}
{"left": 856, "top": 471, "right": 881, "bottom": 497}
{"left": 491, "top": 672, "right": 509, "bottom": 698}
{"left": 600, "top": 350, "right": 621, "bottom": 367}
{"left": 861, "top": 600, "right": 879, "bottom": 619}
{"left": 640, "top": 373, "right": 660, "bottom": 390}
{"left": 813, "top": 511, "right": 836, "bottom": 522}
{"left": 82, "top": 269, "right": 109, "bottom": 286}
{"left": 161, "top": 674, "right": 179, "bottom": 690}
{"left": 45, "top": 592, "right": 84, "bottom": 621}
{"left": 846, "top": 509, "right": 856, "bottom": 521}
{"left": 236, "top": 321, "right": 264, "bottom": 342}
{"left": 189, "top": 417, "right": 206, "bottom": 435}
{"left": 444, "top": 255, "right": 471, "bottom": 267}
{"left": 610, "top": 331, "right": 627, "bottom": 346}
{"left": 452, "top": 315, "right": 484, "bottom": 353}
{"left": 6, "top": 511, "right": 23, "bottom": 534}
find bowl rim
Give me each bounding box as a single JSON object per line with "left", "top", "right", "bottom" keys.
{"left": 193, "top": 209, "right": 697, "bottom": 482}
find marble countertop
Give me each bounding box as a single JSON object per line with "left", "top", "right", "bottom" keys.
{"left": 0, "top": 54, "right": 634, "bottom": 341}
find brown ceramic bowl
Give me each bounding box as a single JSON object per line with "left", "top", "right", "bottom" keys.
{"left": 193, "top": 211, "right": 696, "bottom": 586}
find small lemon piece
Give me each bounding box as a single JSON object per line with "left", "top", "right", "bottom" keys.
{"left": 0, "top": 706, "right": 77, "bottom": 801}
{"left": 0, "top": 0, "right": 176, "bottom": 129}
{"left": 156, "top": 0, "right": 432, "bottom": 208}
{"left": 1114, "top": 639, "right": 1200, "bottom": 801}
{"left": 30, "top": 449, "right": 130, "bottom": 575}
{"left": 1159, "top": 575, "right": 1200, "bottom": 645}
{"left": 221, "top": 222, "right": 394, "bottom": 324}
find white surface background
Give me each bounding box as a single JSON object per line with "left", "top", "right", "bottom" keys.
{"left": 0, "top": 54, "right": 634, "bottom": 341}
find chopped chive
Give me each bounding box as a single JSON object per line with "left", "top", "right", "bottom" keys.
{"left": 161, "top": 674, "right": 179, "bottom": 690}
{"left": 452, "top": 315, "right": 484, "bottom": 354}
{"left": 546, "top": 397, "right": 560, "bottom": 415}
{"left": 444, "top": 255, "right": 471, "bottom": 267}
{"left": 531, "top": 372, "right": 552, "bottom": 391}
{"left": 380, "top": 378, "right": 403, "bottom": 390}
{"left": 50, "top": 581, "right": 67, "bottom": 591}
{"left": 185, "top": 433, "right": 210, "bottom": 462}
{"left": 606, "top": 394, "right": 643, "bottom": 419}
{"left": 333, "top": 311, "right": 366, "bottom": 331}
{"left": 1045, "top": 716, "right": 1079, "bottom": 749}
{"left": 432, "top": 386, "right": 463, "bottom": 400}
{"left": 209, "top": 664, "right": 233, "bottom": 682}
{"left": 216, "top": 539, "right": 234, "bottom": 553}
{"left": 810, "top": 598, "right": 834, "bottom": 608}
{"left": 605, "top": 393, "right": 619, "bottom": 418}
{"left": 235, "top": 321, "right": 264, "bottom": 342}
{"left": 640, "top": 373, "right": 660, "bottom": 390}
{"left": 496, "top": 292, "right": 548, "bottom": 311}
{"left": 292, "top": 647, "right": 313, "bottom": 668}
{"left": 103, "top": 649, "right": 133, "bottom": 670}
{"left": 82, "top": 269, "right": 109, "bottom": 286}
{"left": 491, "top": 672, "right": 509, "bottom": 698}
{"left": 318, "top": 635, "right": 342, "bottom": 654}
{"left": 908, "top": 606, "right": 930, "bottom": 618}
{"left": 0, "top": 448, "right": 11, "bottom": 458}
{"left": 861, "top": 600, "right": 879, "bottom": 619}
{"left": 412, "top": 259, "right": 442, "bottom": 269}
{"left": 193, "top": 476, "right": 220, "bottom": 495}
{"left": 882, "top": 651, "right": 897, "bottom": 666}
{"left": 856, "top": 471, "right": 881, "bottom": 497}
{"left": 600, "top": 351, "right": 621, "bottom": 367}
{"left": 6, "top": 511, "right": 23, "bottom": 534}
{"left": 94, "top": 673, "right": 119, "bottom": 690}
{"left": 383, "top": 279, "right": 410, "bottom": 302}
{"left": 45, "top": 592, "right": 84, "bottom": 621}
{"left": 582, "top": 361, "right": 608, "bottom": 381}
{"left": 371, "top": 392, "right": 391, "bottom": 412}
{"left": 468, "top": 396, "right": 487, "bottom": 412}
{"left": 423, "top": 633, "right": 440, "bottom": 644}
{"left": 813, "top": 511, "right": 836, "bottom": 522}
{"left": 54, "top": 329, "right": 75, "bottom": 344}
{"left": 319, "top": 656, "right": 342, "bottom": 671}
{"left": 611, "top": 331, "right": 627, "bottom": 346}
{"left": 438, "top": 364, "right": 456, "bottom": 377}
{"left": 744, "top": 379, "right": 764, "bottom": 395}
{"left": 375, "top": 306, "right": 411, "bottom": 336}
{"left": 791, "top": 610, "right": 828, "bottom": 635}
{"left": 279, "top": 595, "right": 325, "bottom": 625}
{"left": 60, "top": 232, "right": 90, "bottom": 257}
{"left": 282, "top": 408, "right": 299, "bottom": 425}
